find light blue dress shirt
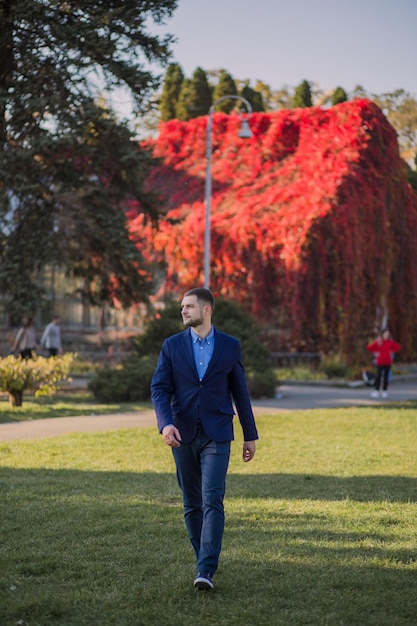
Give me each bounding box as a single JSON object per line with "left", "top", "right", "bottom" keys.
{"left": 191, "top": 327, "right": 215, "bottom": 381}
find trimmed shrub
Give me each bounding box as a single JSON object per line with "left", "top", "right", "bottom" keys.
{"left": 88, "top": 355, "right": 157, "bottom": 403}
{"left": 319, "top": 355, "right": 349, "bottom": 379}
{"left": 89, "top": 298, "right": 277, "bottom": 402}
{"left": 132, "top": 303, "right": 183, "bottom": 357}
{"left": 247, "top": 368, "right": 277, "bottom": 398}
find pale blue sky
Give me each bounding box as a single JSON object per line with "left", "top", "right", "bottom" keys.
{"left": 159, "top": 0, "right": 417, "bottom": 96}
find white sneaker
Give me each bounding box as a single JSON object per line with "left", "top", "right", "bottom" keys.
{"left": 371, "top": 391, "right": 380, "bottom": 398}
{"left": 194, "top": 573, "right": 214, "bottom": 591}
{"left": 381, "top": 391, "right": 388, "bottom": 398}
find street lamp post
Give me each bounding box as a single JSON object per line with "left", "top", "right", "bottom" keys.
{"left": 204, "top": 95, "right": 253, "bottom": 290}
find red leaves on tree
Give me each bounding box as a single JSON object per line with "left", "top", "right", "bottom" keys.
{"left": 131, "top": 100, "right": 417, "bottom": 360}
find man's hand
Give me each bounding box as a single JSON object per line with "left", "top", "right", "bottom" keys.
{"left": 162, "top": 424, "right": 182, "bottom": 448}
{"left": 242, "top": 440, "right": 256, "bottom": 462}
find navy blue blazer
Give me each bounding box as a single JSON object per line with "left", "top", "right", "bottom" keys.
{"left": 151, "top": 327, "right": 259, "bottom": 444}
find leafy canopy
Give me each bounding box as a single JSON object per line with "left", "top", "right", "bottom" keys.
{"left": 0, "top": 0, "right": 177, "bottom": 318}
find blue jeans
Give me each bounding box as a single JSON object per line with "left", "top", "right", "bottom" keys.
{"left": 172, "top": 424, "right": 231, "bottom": 576}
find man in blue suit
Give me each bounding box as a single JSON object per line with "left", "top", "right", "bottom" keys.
{"left": 151, "top": 288, "right": 259, "bottom": 591}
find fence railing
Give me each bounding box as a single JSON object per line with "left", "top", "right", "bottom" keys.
{"left": 270, "top": 352, "right": 321, "bottom": 368}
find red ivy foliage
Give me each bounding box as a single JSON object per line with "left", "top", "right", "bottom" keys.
{"left": 129, "top": 100, "right": 417, "bottom": 361}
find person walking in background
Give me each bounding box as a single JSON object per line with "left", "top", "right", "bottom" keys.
{"left": 12, "top": 317, "right": 38, "bottom": 358}
{"left": 367, "top": 328, "right": 401, "bottom": 398}
{"left": 40, "top": 315, "right": 63, "bottom": 357}
{"left": 151, "top": 288, "right": 259, "bottom": 592}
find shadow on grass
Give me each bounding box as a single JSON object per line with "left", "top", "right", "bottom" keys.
{"left": 1, "top": 467, "right": 416, "bottom": 625}
{"left": 0, "top": 466, "right": 416, "bottom": 504}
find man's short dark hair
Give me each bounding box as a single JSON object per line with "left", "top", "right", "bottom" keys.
{"left": 184, "top": 288, "right": 215, "bottom": 310}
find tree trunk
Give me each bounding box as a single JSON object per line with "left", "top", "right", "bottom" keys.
{"left": 9, "top": 390, "right": 23, "bottom": 407}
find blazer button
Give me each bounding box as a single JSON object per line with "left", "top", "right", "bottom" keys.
{"left": 199, "top": 383, "right": 203, "bottom": 388}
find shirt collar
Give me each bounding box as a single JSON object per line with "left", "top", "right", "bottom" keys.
{"left": 191, "top": 327, "right": 214, "bottom": 344}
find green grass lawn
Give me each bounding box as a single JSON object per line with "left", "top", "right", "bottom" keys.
{"left": 1, "top": 404, "right": 416, "bottom": 625}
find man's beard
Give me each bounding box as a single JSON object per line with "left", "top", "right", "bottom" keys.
{"left": 183, "top": 315, "right": 204, "bottom": 327}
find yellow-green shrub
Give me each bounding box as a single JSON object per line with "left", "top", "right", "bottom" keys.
{"left": 0, "top": 353, "right": 75, "bottom": 406}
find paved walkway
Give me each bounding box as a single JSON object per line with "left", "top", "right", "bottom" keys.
{"left": 0, "top": 380, "right": 416, "bottom": 442}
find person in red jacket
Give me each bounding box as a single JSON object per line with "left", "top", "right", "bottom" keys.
{"left": 366, "top": 329, "right": 401, "bottom": 398}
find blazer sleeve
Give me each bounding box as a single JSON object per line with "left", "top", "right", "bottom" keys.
{"left": 228, "top": 340, "right": 259, "bottom": 442}
{"left": 150, "top": 339, "right": 175, "bottom": 433}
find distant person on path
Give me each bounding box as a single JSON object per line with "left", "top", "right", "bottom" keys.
{"left": 151, "top": 288, "right": 259, "bottom": 592}
{"left": 40, "top": 315, "right": 63, "bottom": 357}
{"left": 366, "top": 329, "right": 401, "bottom": 398}
{"left": 12, "top": 317, "right": 38, "bottom": 359}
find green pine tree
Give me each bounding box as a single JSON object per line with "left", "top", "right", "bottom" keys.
{"left": 241, "top": 84, "right": 265, "bottom": 112}
{"left": 187, "top": 67, "right": 212, "bottom": 118}
{"left": 175, "top": 78, "right": 193, "bottom": 121}
{"left": 175, "top": 68, "right": 212, "bottom": 120}
{"left": 331, "top": 86, "right": 348, "bottom": 105}
{"left": 212, "top": 71, "right": 238, "bottom": 113}
{"left": 159, "top": 63, "right": 185, "bottom": 122}
{"left": 292, "top": 80, "right": 313, "bottom": 108}
{"left": 0, "top": 0, "right": 176, "bottom": 319}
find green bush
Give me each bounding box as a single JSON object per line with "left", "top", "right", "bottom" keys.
{"left": 212, "top": 299, "right": 274, "bottom": 372}
{"left": 319, "top": 355, "right": 349, "bottom": 379}
{"left": 247, "top": 368, "right": 277, "bottom": 398}
{"left": 88, "top": 355, "right": 157, "bottom": 403}
{"left": 122, "top": 354, "right": 158, "bottom": 401}
{"left": 89, "top": 298, "right": 277, "bottom": 402}
{"left": 131, "top": 303, "right": 183, "bottom": 357}
{"left": 88, "top": 366, "right": 129, "bottom": 403}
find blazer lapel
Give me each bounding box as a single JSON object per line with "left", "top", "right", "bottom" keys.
{"left": 203, "top": 328, "right": 226, "bottom": 378}
{"left": 180, "top": 328, "right": 199, "bottom": 376}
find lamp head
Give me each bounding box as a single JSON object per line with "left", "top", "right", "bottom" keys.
{"left": 238, "top": 119, "right": 253, "bottom": 139}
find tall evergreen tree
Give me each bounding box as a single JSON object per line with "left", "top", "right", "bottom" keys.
{"left": 187, "top": 67, "right": 213, "bottom": 118}
{"left": 292, "top": 80, "right": 313, "bottom": 108}
{"left": 159, "top": 63, "right": 184, "bottom": 122}
{"left": 174, "top": 67, "right": 212, "bottom": 120}
{"left": 175, "top": 78, "right": 193, "bottom": 121}
{"left": 212, "top": 71, "right": 238, "bottom": 113}
{"left": 0, "top": 0, "right": 177, "bottom": 319}
{"left": 331, "top": 86, "right": 348, "bottom": 105}
{"left": 241, "top": 84, "right": 265, "bottom": 112}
